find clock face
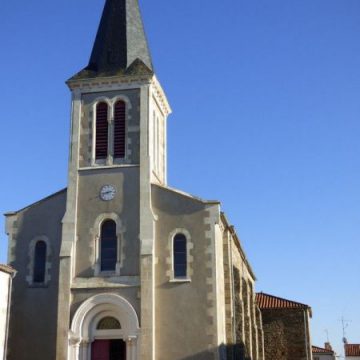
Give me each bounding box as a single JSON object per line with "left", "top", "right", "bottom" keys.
{"left": 100, "top": 185, "right": 116, "bottom": 201}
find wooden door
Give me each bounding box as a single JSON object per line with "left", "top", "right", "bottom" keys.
{"left": 92, "top": 340, "right": 110, "bottom": 360}
{"left": 91, "top": 339, "right": 126, "bottom": 360}
{"left": 110, "top": 340, "right": 126, "bottom": 360}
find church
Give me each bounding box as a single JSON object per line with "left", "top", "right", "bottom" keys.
{"left": 4, "top": 1, "right": 292, "bottom": 359}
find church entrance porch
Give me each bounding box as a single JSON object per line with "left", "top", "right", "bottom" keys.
{"left": 69, "top": 294, "right": 139, "bottom": 360}
{"left": 92, "top": 339, "right": 126, "bottom": 360}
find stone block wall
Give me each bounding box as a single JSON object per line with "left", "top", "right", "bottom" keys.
{"left": 261, "top": 308, "right": 311, "bottom": 360}
{"left": 221, "top": 218, "right": 264, "bottom": 360}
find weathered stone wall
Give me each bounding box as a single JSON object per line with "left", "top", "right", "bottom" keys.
{"left": 261, "top": 308, "right": 311, "bottom": 360}
{"left": 221, "top": 221, "right": 264, "bottom": 360}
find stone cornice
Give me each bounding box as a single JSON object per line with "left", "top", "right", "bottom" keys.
{"left": 66, "top": 74, "right": 153, "bottom": 93}
{"left": 151, "top": 75, "right": 172, "bottom": 117}
{"left": 66, "top": 74, "right": 172, "bottom": 117}
{"left": 71, "top": 276, "right": 140, "bottom": 289}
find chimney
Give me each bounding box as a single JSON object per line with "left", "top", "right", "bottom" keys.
{"left": 325, "top": 342, "right": 332, "bottom": 351}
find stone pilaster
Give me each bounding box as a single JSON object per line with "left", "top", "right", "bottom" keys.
{"left": 139, "top": 84, "right": 156, "bottom": 360}
{"left": 56, "top": 89, "right": 81, "bottom": 360}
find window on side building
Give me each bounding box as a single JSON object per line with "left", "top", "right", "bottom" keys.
{"left": 173, "top": 233, "right": 187, "bottom": 278}
{"left": 33, "top": 241, "right": 47, "bottom": 283}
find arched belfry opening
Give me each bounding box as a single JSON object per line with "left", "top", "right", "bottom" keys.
{"left": 69, "top": 294, "right": 139, "bottom": 360}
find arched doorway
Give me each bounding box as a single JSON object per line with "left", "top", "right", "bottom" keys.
{"left": 69, "top": 294, "right": 140, "bottom": 360}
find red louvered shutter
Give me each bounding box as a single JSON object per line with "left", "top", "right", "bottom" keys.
{"left": 96, "top": 102, "right": 109, "bottom": 160}
{"left": 114, "top": 101, "right": 126, "bottom": 158}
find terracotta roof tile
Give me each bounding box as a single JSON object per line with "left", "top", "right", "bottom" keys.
{"left": 345, "top": 344, "right": 360, "bottom": 356}
{"left": 312, "top": 346, "right": 334, "bottom": 354}
{"left": 0, "top": 264, "right": 16, "bottom": 274}
{"left": 256, "top": 292, "right": 310, "bottom": 310}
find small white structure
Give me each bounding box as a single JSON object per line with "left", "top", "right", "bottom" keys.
{"left": 312, "top": 343, "right": 336, "bottom": 360}
{"left": 0, "top": 264, "right": 16, "bottom": 360}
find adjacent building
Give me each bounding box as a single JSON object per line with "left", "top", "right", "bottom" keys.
{"left": 345, "top": 344, "right": 360, "bottom": 359}
{"left": 256, "top": 292, "right": 312, "bottom": 360}
{"left": 312, "top": 343, "right": 336, "bottom": 360}
{"left": 4, "top": 0, "right": 266, "bottom": 359}
{"left": 0, "top": 264, "right": 16, "bottom": 360}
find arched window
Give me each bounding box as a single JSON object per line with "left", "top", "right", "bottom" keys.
{"left": 33, "top": 241, "right": 47, "bottom": 283}
{"left": 95, "top": 102, "right": 109, "bottom": 160}
{"left": 97, "top": 317, "right": 121, "bottom": 330}
{"left": 100, "top": 220, "right": 117, "bottom": 272}
{"left": 113, "top": 100, "right": 126, "bottom": 158}
{"left": 173, "top": 234, "right": 187, "bottom": 278}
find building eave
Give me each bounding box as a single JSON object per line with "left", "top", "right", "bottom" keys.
{"left": 0, "top": 264, "right": 16, "bottom": 276}
{"left": 256, "top": 292, "right": 312, "bottom": 316}
{"left": 151, "top": 75, "right": 172, "bottom": 116}
{"left": 4, "top": 188, "right": 67, "bottom": 216}
{"left": 152, "top": 183, "right": 220, "bottom": 205}
{"left": 220, "top": 212, "right": 257, "bottom": 281}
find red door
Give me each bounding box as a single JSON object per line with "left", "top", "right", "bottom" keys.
{"left": 92, "top": 340, "right": 110, "bottom": 360}
{"left": 91, "top": 340, "right": 126, "bottom": 360}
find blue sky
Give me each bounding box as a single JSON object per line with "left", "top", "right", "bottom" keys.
{"left": 0, "top": 0, "right": 359, "bottom": 357}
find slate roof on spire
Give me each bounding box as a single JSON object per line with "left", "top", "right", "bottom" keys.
{"left": 70, "top": 0, "right": 153, "bottom": 80}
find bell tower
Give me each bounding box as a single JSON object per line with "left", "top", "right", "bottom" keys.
{"left": 56, "top": 0, "right": 171, "bottom": 359}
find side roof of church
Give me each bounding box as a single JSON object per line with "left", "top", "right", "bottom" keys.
{"left": 4, "top": 188, "right": 67, "bottom": 216}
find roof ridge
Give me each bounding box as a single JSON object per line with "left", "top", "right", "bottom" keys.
{"left": 312, "top": 345, "right": 334, "bottom": 354}
{"left": 4, "top": 188, "right": 67, "bottom": 215}
{"left": 152, "top": 183, "right": 220, "bottom": 205}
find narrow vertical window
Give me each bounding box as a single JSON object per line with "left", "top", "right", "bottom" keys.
{"left": 100, "top": 220, "right": 117, "bottom": 272}
{"left": 173, "top": 234, "right": 187, "bottom": 278}
{"left": 96, "top": 102, "right": 109, "bottom": 160}
{"left": 114, "top": 100, "right": 126, "bottom": 158}
{"left": 33, "top": 241, "right": 47, "bottom": 283}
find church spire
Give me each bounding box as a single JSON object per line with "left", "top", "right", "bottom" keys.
{"left": 71, "top": 0, "right": 153, "bottom": 80}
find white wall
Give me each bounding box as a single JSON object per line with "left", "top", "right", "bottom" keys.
{"left": 0, "top": 271, "right": 11, "bottom": 360}
{"left": 313, "top": 354, "right": 336, "bottom": 360}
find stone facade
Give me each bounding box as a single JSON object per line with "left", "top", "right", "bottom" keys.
{"left": 0, "top": 1, "right": 311, "bottom": 360}
{"left": 2, "top": 0, "right": 320, "bottom": 358}
{"left": 221, "top": 216, "right": 264, "bottom": 360}
{"left": 5, "top": 191, "right": 66, "bottom": 360}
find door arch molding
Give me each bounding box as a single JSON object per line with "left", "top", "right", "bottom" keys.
{"left": 69, "top": 293, "right": 139, "bottom": 360}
